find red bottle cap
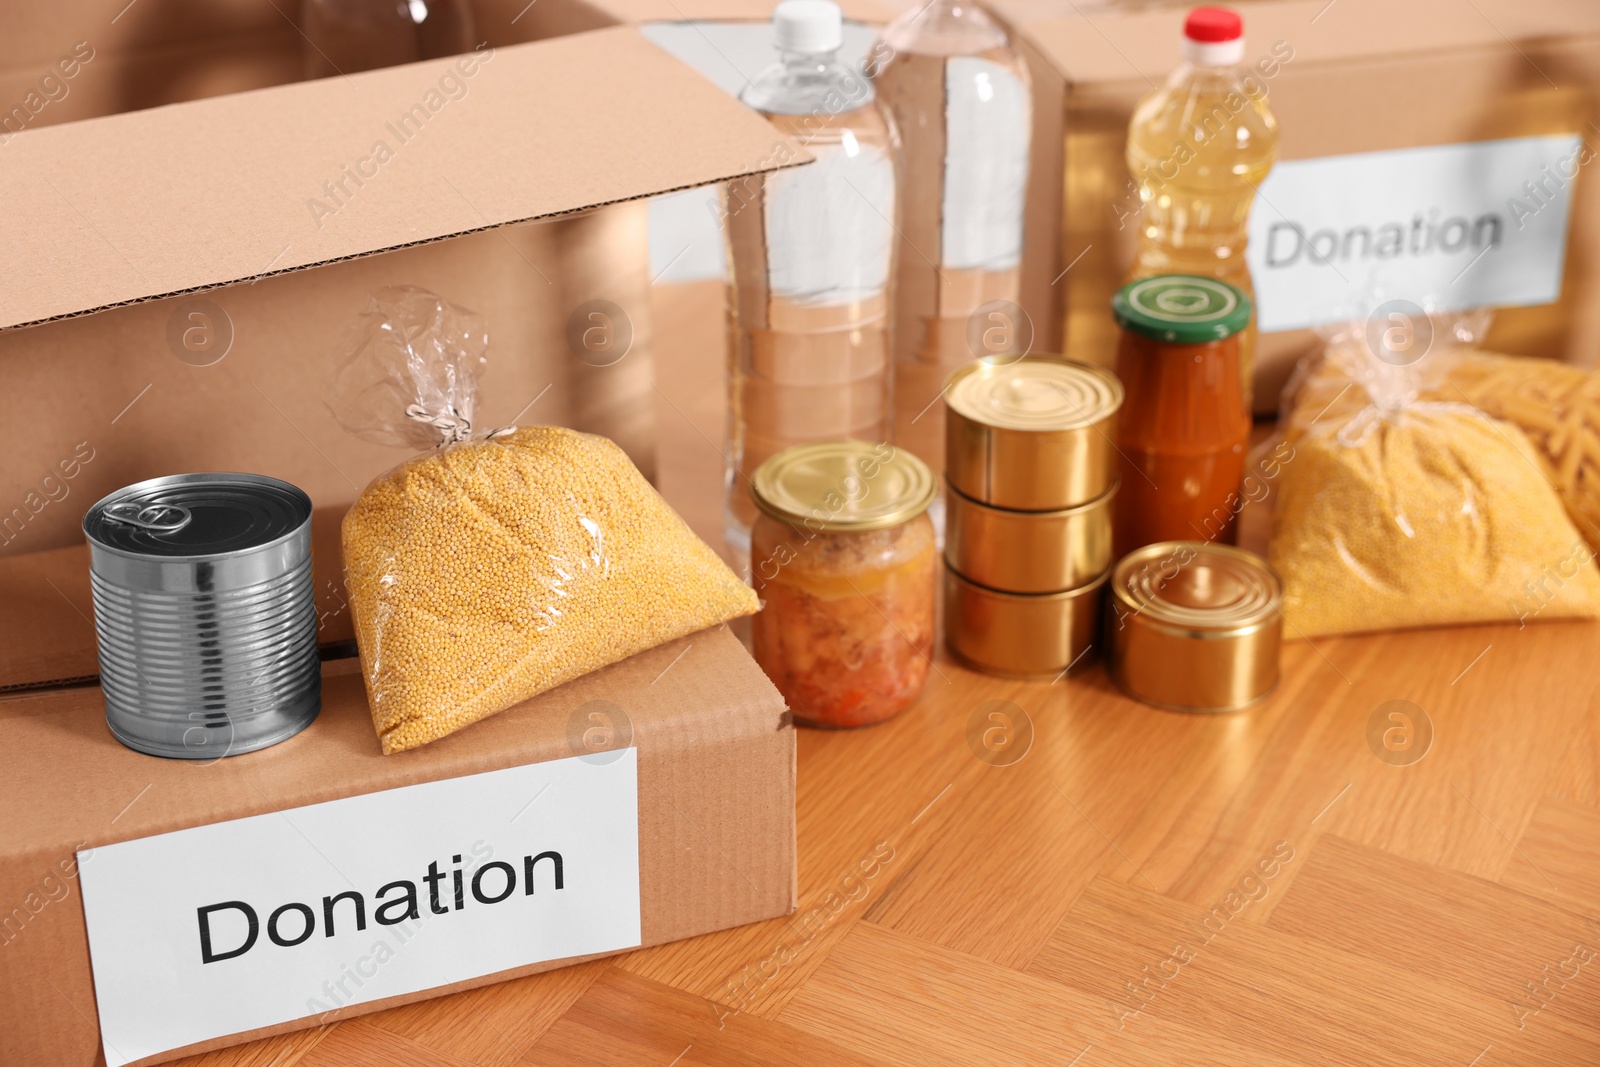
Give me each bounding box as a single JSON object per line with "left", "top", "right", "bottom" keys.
{"left": 1184, "top": 7, "right": 1243, "bottom": 43}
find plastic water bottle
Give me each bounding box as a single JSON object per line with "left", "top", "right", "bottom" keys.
{"left": 1126, "top": 6, "right": 1279, "bottom": 404}
{"left": 724, "top": 0, "right": 899, "bottom": 556}
{"left": 870, "top": 0, "right": 1031, "bottom": 484}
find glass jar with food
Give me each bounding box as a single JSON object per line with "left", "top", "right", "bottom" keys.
{"left": 749, "top": 441, "right": 937, "bottom": 727}
{"left": 1111, "top": 274, "right": 1252, "bottom": 555}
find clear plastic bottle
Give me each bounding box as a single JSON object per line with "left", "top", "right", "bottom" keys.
{"left": 870, "top": 0, "right": 1031, "bottom": 481}
{"left": 301, "top": 0, "right": 476, "bottom": 78}
{"left": 1125, "top": 6, "right": 1278, "bottom": 404}
{"left": 724, "top": 0, "right": 899, "bottom": 558}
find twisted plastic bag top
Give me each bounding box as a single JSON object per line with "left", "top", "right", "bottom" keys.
{"left": 328, "top": 286, "right": 491, "bottom": 450}
{"left": 1268, "top": 311, "right": 1600, "bottom": 637}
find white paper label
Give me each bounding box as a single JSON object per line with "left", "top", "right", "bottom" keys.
{"left": 78, "top": 752, "right": 641, "bottom": 1067}
{"left": 1247, "top": 135, "right": 1584, "bottom": 332}
{"left": 942, "top": 57, "right": 1030, "bottom": 271}
{"left": 765, "top": 137, "right": 895, "bottom": 304}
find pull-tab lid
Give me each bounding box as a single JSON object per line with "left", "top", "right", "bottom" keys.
{"left": 1112, "top": 275, "right": 1251, "bottom": 344}
{"left": 1113, "top": 541, "right": 1280, "bottom": 633}
{"left": 751, "top": 441, "right": 934, "bottom": 533}
{"left": 945, "top": 356, "right": 1123, "bottom": 432}
{"left": 84, "top": 473, "right": 311, "bottom": 560}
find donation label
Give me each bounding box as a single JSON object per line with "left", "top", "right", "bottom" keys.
{"left": 78, "top": 752, "right": 641, "bottom": 1067}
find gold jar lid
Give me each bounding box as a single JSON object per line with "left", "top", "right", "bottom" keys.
{"left": 751, "top": 441, "right": 935, "bottom": 533}
{"left": 1112, "top": 541, "right": 1282, "bottom": 634}
{"left": 945, "top": 356, "right": 1123, "bottom": 433}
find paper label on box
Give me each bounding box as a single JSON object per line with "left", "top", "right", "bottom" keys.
{"left": 1247, "top": 135, "right": 1584, "bottom": 332}
{"left": 78, "top": 751, "right": 641, "bottom": 1067}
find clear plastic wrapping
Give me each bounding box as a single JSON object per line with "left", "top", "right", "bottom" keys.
{"left": 335, "top": 287, "right": 760, "bottom": 753}
{"left": 1269, "top": 317, "right": 1600, "bottom": 637}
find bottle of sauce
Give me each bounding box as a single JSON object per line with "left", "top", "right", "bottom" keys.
{"left": 1111, "top": 275, "right": 1251, "bottom": 555}
{"left": 1125, "top": 6, "right": 1278, "bottom": 407}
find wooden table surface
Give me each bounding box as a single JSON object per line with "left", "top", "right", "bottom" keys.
{"left": 178, "top": 283, "right": 1600, "bottom": 1067}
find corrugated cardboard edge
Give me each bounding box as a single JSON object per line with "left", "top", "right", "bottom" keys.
{"left": 0, "top": 175, "right": 794, "bottom": 336}
{"left": 0, "top": 26, "right": 814, "bottom": 335}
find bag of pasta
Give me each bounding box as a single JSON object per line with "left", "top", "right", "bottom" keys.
{"left": 332, "top": 287, "right": 759, "bottom": 753}
{"left": 1270, "top": 318, "right": 1600, "bottom": 638}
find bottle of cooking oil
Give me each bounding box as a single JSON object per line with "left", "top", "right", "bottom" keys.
{"left": 724, "top": 0, "right": 899, "bottom": 558}
{"left": 870, "top": 0, "right": 1031, "bottom": 481}
{"left": 1126, "top": 6, "right": 1278, "bottom": 405}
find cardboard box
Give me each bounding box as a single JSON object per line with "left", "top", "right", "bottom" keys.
{"left": 0, "top": 13, "right": 803, "bottom": 1063}
{"left": 0, "top": 628, "right": 794, "bottom": 1066}
{"left": 992, "top": 0, "right": 1600, "bottom": 409}
{"left": 0, "top": 10, "right": 815, "bottom": 561}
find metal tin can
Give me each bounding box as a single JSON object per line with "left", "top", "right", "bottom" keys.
{"left": 83, "top": 473, "right": 321, "bottom": 759}
{"left": 943, "top": 563, "right": 1107, "bottom": 679}
{"left": 945, "top": 355, "right": 1123, "bottom": 511}
{"left": 1107, "top": 541, "right": 1282, "bottom": 713}
{"left": 945, "top": 477, "right": 1116, "bottom": 594}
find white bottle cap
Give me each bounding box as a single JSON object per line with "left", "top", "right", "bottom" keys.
{"left": 773, "top": 0, "right": 843, "bottom": 54}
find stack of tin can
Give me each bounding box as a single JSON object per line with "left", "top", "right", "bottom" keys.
{"left": 941, "top": 356, "right": 1124, "bottom": 678}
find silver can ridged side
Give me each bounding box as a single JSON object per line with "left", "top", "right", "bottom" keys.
{"left": 84, "top": 474, "right": 321, "bottom": 759}
{"left": 90, "top": 550, "right": 320, "bottom": 758}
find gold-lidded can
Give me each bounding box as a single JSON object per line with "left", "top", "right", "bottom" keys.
{"left": 1107, "top": 541, "right": 1283, "bottom": 713}
{"left": 749, "top": 440, "right": 936, "bottom": 532}
{"left": 945, "top": 477, "right": 1116, "bottom": 595}
{"left": 945, "top": 355, "right": 1123, "bottom": 512}
{"left": 944, "top": 564, "right": 1107, "bottom": 680}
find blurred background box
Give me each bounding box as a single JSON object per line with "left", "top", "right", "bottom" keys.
{"left": 991, "top": 0, "right": 1600, "bottom": 410}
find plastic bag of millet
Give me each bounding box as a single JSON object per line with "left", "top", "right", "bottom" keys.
{"left": 332, "top": 288, "right": 759, "bottom": 752}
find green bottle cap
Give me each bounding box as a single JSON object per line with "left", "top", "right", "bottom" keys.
{"left": 1112, "top": 275, "right": 1252, "bottom": 344}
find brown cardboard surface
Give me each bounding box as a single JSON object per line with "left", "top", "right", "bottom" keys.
{"left": 0, "top": 2, "right": 297, "bottom": 128}
{"left": 0, "top": 23, "right": 811, "bottom": 570}
{"left": 0, "top": 626, "right": 795, "bottom": 1066}
{"left": 0, "top": 8, "right": 805, "bottom": 1063}
{"left": 0, "top": 27, "right": 805, "bottom": 332}
{"left": 992, "top": 0, "right": 1600, "bottom": 404}
{"left": 0, "top": 14, "right": 681, "bottom": 487}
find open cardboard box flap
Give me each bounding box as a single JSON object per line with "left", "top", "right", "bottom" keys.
{"left": 0, "top": 24, "right": 809, "bottom": 331}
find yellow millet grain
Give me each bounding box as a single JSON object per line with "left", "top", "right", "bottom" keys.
{"left": 342, "top": 426, "right": 760, "bottom": 753}
{"left": 1269, "top": 408, "right": 1600, "bottom": 637}
{"left": 1285, "top": 344, "right": 1600, "bottom": 556}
